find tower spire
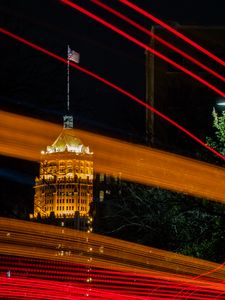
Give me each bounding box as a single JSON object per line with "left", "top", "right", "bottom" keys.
{"left": 67, "top": 44, "right": 70, "bottom": 112}
{"left": 63, "top": 45, "right": 80, "bottom": 129}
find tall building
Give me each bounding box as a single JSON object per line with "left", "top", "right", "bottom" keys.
{"left": 146, "top": 25, "right": 225, "bottom": 155}
{"left": 32, "top": 116, "right": 93, "bottom": 229}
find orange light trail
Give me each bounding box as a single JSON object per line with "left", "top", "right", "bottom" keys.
{"left": 0, "top": 27, "right": 224, "bottom": 161}
{"left": 1, "top": 111, "right": 225, "bottom": 204}
{"left": 1, "top": 218, "right": 225, "bottom": 299}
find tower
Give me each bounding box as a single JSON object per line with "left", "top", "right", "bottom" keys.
{"left": 33, "top": 121, "right": 93, "bottom": 228}
{"left": 32, "top": 45, "right": 93, "bottom": 229}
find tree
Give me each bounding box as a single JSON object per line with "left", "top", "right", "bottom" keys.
{"left": 94, "top": 180, "right": 225, "bottom": 263}
{"left": 94, "top": 108, "right": 225, "bottom": 263}
{"left": 206, "top": 108, "right": 225, "bottom": 156}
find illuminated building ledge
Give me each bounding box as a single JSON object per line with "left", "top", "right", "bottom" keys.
{"left": 42, "top": 130, "right": 93, "bottom": 155}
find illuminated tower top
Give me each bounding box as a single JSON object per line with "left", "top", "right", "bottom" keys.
{"left": 44, "top": 129, "right": 92, "bottom": 155}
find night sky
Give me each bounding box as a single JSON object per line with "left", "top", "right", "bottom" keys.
{"left": 0, "top": 0, "right": 225, "bottom": 215}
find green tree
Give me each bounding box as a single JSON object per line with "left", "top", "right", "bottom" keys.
{"left": 206, "top": 108, "right": 225, "bottom": 156}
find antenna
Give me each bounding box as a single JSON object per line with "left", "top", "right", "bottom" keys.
{"left": 67, "top": 44, "right": 70, "bottom": 112}
{"left": 64, "top": 45, "right": 80, "bottom": 129}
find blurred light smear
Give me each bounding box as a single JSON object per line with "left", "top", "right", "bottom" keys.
{"left": 1, "top": 110, "right": 225, "bottom": 203}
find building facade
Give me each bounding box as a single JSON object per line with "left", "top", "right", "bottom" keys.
{"left": 33, "top": 116, "right": 93, "bottom": 229}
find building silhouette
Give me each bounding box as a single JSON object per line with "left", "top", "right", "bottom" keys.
{"left": 146, "top": 25, "right": 225, "bottom": 156}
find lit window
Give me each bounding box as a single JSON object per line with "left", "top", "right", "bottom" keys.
{"left": 99, "top": 173, "right": 104, "bottom": 182}
{"left": 99, "top": 190, "right": 104, "bottom": 202}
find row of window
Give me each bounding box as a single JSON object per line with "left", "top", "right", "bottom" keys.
{"left": 57, "top": 192, "right": 77, "bottom": 196}
{"left": 40, "top": 189, "right": 92, "bottom": 196}
{"left": 57, "top": 206, "right": 74, "bottom": 211}
{"left": 56, "top": 213, "right": 74, "bottom": 218}
{"left": 45, "top": 200, "right": 53, "bottom": 204}
{"left": 58, "top": 184, "right": 92, "bottom": 189}
{"left": 58, "top": 168, "right": 92, "bottom": 173}
{"left": 57, "top": 199, "right": 87, "bottom": 204}
{"left": 52, "top": 168, "right": 93, "bottom": 174}
{"left": 56, "top": 206, "right": 87, "bottom": 211}
{"left": 44, "top": 206, "right": 53, "bottom": 211}
{"left": 42, "top": 160, "right": 93, "bottom": 168}
{"left": 57, "top": 191, "right": 92, "bottom": 196}
{"left": 57, "top": 199, "right": 74, "bottom": 204}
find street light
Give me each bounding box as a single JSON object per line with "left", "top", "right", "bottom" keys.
{"left": 217, "top": 102, "right": 225, "bottom": 106}
{"left": 216, "top": 99, "right": 225, "bottom": 106}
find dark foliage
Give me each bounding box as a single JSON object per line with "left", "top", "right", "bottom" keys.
{"left": 94, "top": 181, "right": 225, "bottom": 263}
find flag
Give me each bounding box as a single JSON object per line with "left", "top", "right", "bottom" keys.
{"left": 68, "top": 46, "right": 80, "bottom": 63}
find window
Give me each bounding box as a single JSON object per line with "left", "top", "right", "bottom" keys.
{"left": 99, "top": 190, "right": 104, "bottom": 202}
{"left": 99, "top": 173, "right": 104, "bottom": 182}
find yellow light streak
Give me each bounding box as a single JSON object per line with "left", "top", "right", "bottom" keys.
{"left": 1, "top": 110, "right": 225, "bottom": 203}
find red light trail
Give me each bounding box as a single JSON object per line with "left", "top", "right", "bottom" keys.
{"left": 91, "top": 0, "right": 225, "bottom": 83}
{"left": 0, "top": 27, "right": 225, "bottom": 161}
{"left": 4, "top": 275, "right": 221, "bottom": 300}
{"left": 120, "top": 0, "right": 225, "bottom": 67}
{"left": 1, "top": 215, "right": 225, "bottom": 300}
{"left": 60, "top": 0, "right": 225, "bottom": 98}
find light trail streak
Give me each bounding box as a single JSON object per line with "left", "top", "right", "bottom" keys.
{"left": 60, "top": 0, "right": 225, "bottom": 98}
{"left": 0, "top": 28, "right": 225, "bottom": 160}
{"left": 1, "top": 218, "right": 225, "bottom": 299}
{"left": 1, "top": 111, "right": 225, "bottom": 203}
{"left": 119, "top": 0, "right": 225, "bottom": 67}
{"left": 174, "top": 262, "right": 225, "bottom": 299}
{"left": 91, "top": 0, "right": 225, "bottom": 83}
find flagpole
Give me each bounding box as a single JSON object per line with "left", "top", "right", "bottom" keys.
{"left": 64, "top": 46, "right": 79, "bottom": 129}
{"left": 67, "top": 44, "right": 70, "bottom": 112}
